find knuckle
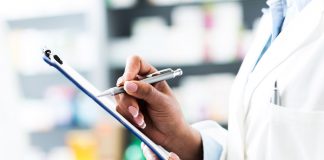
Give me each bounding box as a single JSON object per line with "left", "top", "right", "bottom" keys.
{"left": 116, "top": 76, "right": 124, "bottom": 85}
{"left": 116, "top": 105, "right": 123, "bottom": 114}
{"left": 116, "top": 101, "right": 127, "bottom": 112}
{"left": 124, "top": 55, "right": 141, "bottom": 80}
{"left": 127, "top": 55, "right": 141, "bottom": 63}
{"left": 114, "top": 95, "right": 120, "bottom": 102}
{"left": 142, "top": 85, "right": 154, "bottom": 97}
{"left": 124, "top": 71, "right": 137, "bottom": 79}
{"left": 119, "top": 93, "right": 133, "bottom": 103}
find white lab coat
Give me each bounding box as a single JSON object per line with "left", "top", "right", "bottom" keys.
{"left": 195, "top": 0, "right": 324, "bottom": 159}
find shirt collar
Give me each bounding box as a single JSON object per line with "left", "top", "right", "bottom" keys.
{"left": 267, "top": 0, "right": 311, "bottom": 12}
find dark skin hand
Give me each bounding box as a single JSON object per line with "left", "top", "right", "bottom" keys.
{"left": 114, "top": 55, "right": 203, "bottom": 160}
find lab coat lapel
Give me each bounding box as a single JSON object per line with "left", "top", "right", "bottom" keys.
{"left": 233, "top": 1, "right": 324, "bottom": 159}
{"left": 246, "top": 0, "right": 324, "bottom": 98}
{"left": 227, "top": 12, "right": 272, "bottom": 160}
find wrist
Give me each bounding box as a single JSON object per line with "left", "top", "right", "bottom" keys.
{"left": 165, "top": 122, "right": 203, "bottom": 160}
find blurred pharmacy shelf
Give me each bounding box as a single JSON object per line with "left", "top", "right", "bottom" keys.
{"left": 104, "top": 0, "right": 265, "bottom": 157}
{"left": 107, "top": 0, "right": 266, "bottom": 37}
{"left": 1, "top": 0, "right": 123, "bottom": 159}
{"left": 0, "top": 0, "right": 267, "bottom": 159}
{"left": 105, "top": 0, "right": 261, "bottom": 121}
{"left": 7, "top": 13, "right": 86, "bottom": 31}
{"left": 5, "top": 0, "right": 109, "bottom": 88}
{"left": 106, "top": 0, "right": 266, "bottom": 65}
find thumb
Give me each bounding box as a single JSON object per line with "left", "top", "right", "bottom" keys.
{"left": 123, "top": 81, "right": 165, "bottom": 104}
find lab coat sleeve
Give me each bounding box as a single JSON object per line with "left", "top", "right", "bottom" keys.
{"left": 192, "top": 120, "right": 228, "bottom": 160}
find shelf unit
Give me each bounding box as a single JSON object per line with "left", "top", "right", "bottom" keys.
{"left": 105, "top": 0, "right": 264, "bottom": 157}
{"left": 7, "top": 13, "right": 86, "bottom": 31}
{"left": 3, "top": 0, "right": 120, "bottom": 159}
{"left": 107, "top": 0, "right": 266, "bottom": 37}
{"left": 5, "top": 0, "right": 109, "bottom": 97}
{"left": 1, "top": 0, "right": 264, "bottom": 159}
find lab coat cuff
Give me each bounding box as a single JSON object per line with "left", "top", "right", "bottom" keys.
{"left": 192, "top": 120, "right": 228, "bottom": 160}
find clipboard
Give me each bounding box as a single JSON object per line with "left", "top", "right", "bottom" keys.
{"left": 42, "top": 49, "right": 169, "bottom": 160}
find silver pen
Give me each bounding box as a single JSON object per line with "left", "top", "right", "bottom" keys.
{"left": 97, "top": 68, "right": 183, "bottom": 97}
{"left": 271, "top": 81, "right": 281, "bottom": 105}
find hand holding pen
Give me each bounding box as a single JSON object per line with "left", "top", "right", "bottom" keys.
{"left": 113, "top": 55, "right": 203, "bottom": 160}
{"left": 97, "top": 68, "right": 183, "bottom": 97}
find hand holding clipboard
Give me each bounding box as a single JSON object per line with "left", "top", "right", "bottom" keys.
{"left": 42, "top": 48, "right": 170, "bottom": 159}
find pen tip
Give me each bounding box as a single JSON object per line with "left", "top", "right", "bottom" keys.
{"left": 97, "top": 94, "right": 104, "bottom": 97}
{"left": 97, "top": 89, "right": 114, "bottom": 97}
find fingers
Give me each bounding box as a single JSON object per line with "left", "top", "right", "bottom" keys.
{"left": 116, "top": 76, "right": 124, "bottom": 86}
{"left": 141, "top": 143, "right": 180, "bottom": 160}
{"left": 116, "top": 94, "right": 146, "bottom": 129}
{"left": 168, "top": 152, "right": 180, "bottom": 160}
{"left": 132, "top": 108, "right": 146, "bottom": 129}
{"left": 115, "top": 55, "right": 157, "bottom": 89}
{"left": 116, "top": 105, "right": 146, "bottom": 129}
{"left": 141, "top": 142, "right": 159, "bottom": 160}
{"left": 124, "top": 55, "right": 157, "bottom": 81}
{"left": 124, "top": 81, "right": 166, "bottom": 106}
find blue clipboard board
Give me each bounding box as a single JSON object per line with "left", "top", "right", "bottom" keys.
{"left": 42, "top": 49, "right": 169, "bottom": 160}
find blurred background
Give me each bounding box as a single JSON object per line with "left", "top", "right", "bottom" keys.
{"left": 0, "top": 0, "right": 266, "bottom": 159}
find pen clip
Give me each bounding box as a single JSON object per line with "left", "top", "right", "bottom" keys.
{"left": 146, "top": 68, "right": 173, "bottom": 78}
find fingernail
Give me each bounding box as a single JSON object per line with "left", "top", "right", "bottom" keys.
{"left": 169, "top": 152, "right": 180, "bottom": 160}
{"left": 116, "top": 77, "right": 123, "bottom": 86}
{"left": 124, "top": 81, "right": 138, "bottom": 93}
{"left": 128, "top": 106, "right": 139, "bottom": 118}
{"left": 144, "top": 147, "right": 157, "bottom": 160}
{"left": 140, "top": 122, "right": 146, "bottom": 129}
{"left": 135, "top": 116, "right": 146, "bottom": 129}
{"left": 149, "top": 155, "right": 158, "bottom": 160}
